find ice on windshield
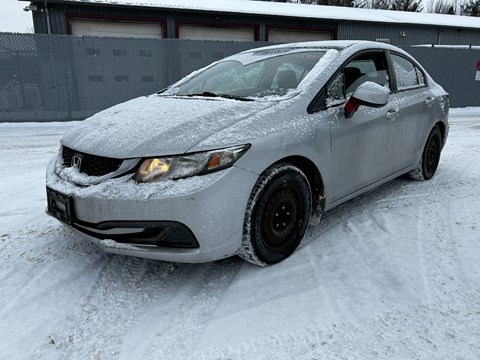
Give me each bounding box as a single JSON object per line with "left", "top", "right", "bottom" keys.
{"left": 162, "top": 50, "right": 326, "bottom": 100}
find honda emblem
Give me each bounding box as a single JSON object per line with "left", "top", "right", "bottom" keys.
{"left": 71, "top": 154, "right": 83, "bottom": 170}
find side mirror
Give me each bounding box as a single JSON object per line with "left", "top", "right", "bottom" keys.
{"left": 345, "top": 82, "right": 390, "bottom": 119}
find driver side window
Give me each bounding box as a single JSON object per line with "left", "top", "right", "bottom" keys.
{"left": 325, "top": 52, "right": 390, "bottom": 108}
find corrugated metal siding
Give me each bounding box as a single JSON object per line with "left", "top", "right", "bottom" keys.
{"left": 338, "top": 22, "right": 438, "bottom": 46}
{"left": 34, "top": 3, "right": 337, "bottom": 40}
{"left": 35, "top": 3, "right": 266, "bottom": 36}
{"left": 32, "top": 4, "right": 70, "bottom": 34}
{"left": 33, "top": 3, "right": 480, "bottom": 45}
{"left": 32, "top": 11, "right": 47, "bottom": 34}
{"left": 440, "top": 29, "right": 480, "bottom": 45}
{"left": 338, "top": 21, "right": 480, "bottom": 46}
{"left": 49, "top": 6, "right": 69, "bottom": 34}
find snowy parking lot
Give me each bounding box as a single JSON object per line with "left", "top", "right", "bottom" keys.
{"left": 0, "top": 108, "right": 479, "bottom": 359}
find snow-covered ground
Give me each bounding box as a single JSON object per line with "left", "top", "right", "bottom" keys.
{"left": 0, "top": 109, "right": 479, "bottom": 359}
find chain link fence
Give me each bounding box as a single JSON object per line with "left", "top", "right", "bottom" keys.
{"left": 0, "top": 33, "right": 267, "bottom": 122}
{"left": 0, "top": 33, "right": 479, "bottom": 122}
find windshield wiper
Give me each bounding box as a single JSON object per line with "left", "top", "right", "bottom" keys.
{"left": 186, "top": 91, "right": 253, "bottom": 102}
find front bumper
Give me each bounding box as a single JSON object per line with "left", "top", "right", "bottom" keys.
{"left": 46, "top": 157, "right": 258, "bottom": 263}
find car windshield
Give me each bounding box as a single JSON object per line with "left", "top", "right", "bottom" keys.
{"left": 162, "top": 50, "right": 326, "bottom": 100}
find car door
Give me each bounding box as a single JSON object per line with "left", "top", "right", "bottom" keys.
{"left": 319, "top": 51, "right": 397, "bottom": 203}
{"left": 388, "top": 52, "right": 436, "bottom": 172}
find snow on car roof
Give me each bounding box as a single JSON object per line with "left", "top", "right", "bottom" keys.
{"left": 51, "top": 0, "right": 480, "bottom": 30}
{"left": 235, "top": 40, "right": 407, "bottom": 60}
{"left": 239, "top": 40, "right": 384, "bottom": 51}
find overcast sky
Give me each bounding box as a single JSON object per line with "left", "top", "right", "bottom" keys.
{"left": 0, "top": 0, "right": 34, "bottom": 33}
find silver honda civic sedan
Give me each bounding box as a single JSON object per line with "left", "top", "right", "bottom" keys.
{"left": 46, "top": 40, "right": 449, "bottom": 266}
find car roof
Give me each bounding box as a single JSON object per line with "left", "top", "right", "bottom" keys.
{"left": 242, "top": 40, "right": 400, "bottom": 54}
{"left": 224, "top": 40, "right": 405, "bottom": 65}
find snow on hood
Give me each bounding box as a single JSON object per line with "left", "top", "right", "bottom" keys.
{"left": 61, "top": 95, "right": 277, "bottom": 158}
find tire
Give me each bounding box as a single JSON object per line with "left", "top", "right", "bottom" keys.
{"left": 409, "top": 126, "right": 442, "bottom": 181}
{"left": 238, "top": 163, "right": 312, "bottom": 266}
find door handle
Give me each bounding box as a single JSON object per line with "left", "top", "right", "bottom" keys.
{"left": 386, "top": 108, "right": 400, "bottom": 121}
{"left": 426, "top": 97, "right": 435, "bottom": 107}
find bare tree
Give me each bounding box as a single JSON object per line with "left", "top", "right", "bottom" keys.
{"left": 354, "top": 0, "right": 391, "bottom": 10}
{"left": 389, "top": 0, "right": 423, "bottom": 12}
{"left": 370, "top": 0, "right": 391, "bottom": 9}
{"left": 355, "top": 0, "right": 422, "bottom": 11}
{"left": 426, "top": 0, "right": 455, "bottom": 14}
{"left": 461, "top": 0, "right": 480, "bottom": 16}
{"left": 265, "top": 0, "right": 355, "bottom": 7}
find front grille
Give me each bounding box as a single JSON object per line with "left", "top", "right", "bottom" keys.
{"left": 62, "top": 146, "right": 123, "bottom": 177}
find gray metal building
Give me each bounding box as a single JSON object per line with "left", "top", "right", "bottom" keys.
{"left": 21, "top": 0, "right": 480, "bottom": 46}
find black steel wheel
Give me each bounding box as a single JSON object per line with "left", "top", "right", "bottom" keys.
{"left": 409, "top": 126, "right": 442, "bottom": 181}
{"left": 238, "top": 163, "right": 312, "bottom": 266}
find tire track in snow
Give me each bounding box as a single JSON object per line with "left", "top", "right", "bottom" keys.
{"left": 189, "top": 298, "right": 480, "bottom": 360}
{"left": 0, "top": 220, "right": 97, "bottom": 272}
{"left": 415, "top": 200, "right": 477, "bottom": 309}
{"left": 300, "top": 177, "right": 407, "bottom": 250}
{"left": 54, "top": 256, "right": 190, "bottom": 359}
{"left": 121, "top": 258, "right": 243, "bottom": 359}
{"left": 46, "top": 256, "right": 242, "bottom": 359}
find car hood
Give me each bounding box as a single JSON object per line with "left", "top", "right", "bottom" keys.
{"left": 61, "top": 95, "right": 277, "bottom": 158}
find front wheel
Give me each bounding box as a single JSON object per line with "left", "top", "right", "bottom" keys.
{"left": 409, "top": 126, "right": 442, "bottom": 181}
{"left": 238, "top": 163, "right": 312, "bottom": 266}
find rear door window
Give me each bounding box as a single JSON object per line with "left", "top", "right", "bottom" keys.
{"left": 391, "top": 53, "right": 426, "bottom": 90}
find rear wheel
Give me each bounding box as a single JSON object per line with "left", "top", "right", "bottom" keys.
{"left": 409, "top": 126, "right": 442, "bottom": 181}
{"left": 238, "top": 163, "right": 311, "bottom": 266}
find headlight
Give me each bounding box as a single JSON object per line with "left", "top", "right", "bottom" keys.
{"left": 134, "top": 144, "right": 250, "bottom": 183}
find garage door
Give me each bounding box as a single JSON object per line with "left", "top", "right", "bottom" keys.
{"left": 178, "top": 25, "right": 255, "bottom": 41}
{"left": 268, "top": 29, "right": 332, "bottom": 43}
{"left": 70, "top": 19, "right": 163, "bottom": 39}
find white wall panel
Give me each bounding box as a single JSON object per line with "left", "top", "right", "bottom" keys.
{"left": 178, "top": 25, "right": 254, "bottom": 41}
{"left": 71, "top": 19, "right": 163, "bottom": 39}
{"left": 268, "top": 29, "right": 332, "bottom": 43}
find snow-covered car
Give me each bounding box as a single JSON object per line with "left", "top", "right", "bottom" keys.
{"left": 46, "top": 40, "right": 449, "bottom": 266}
